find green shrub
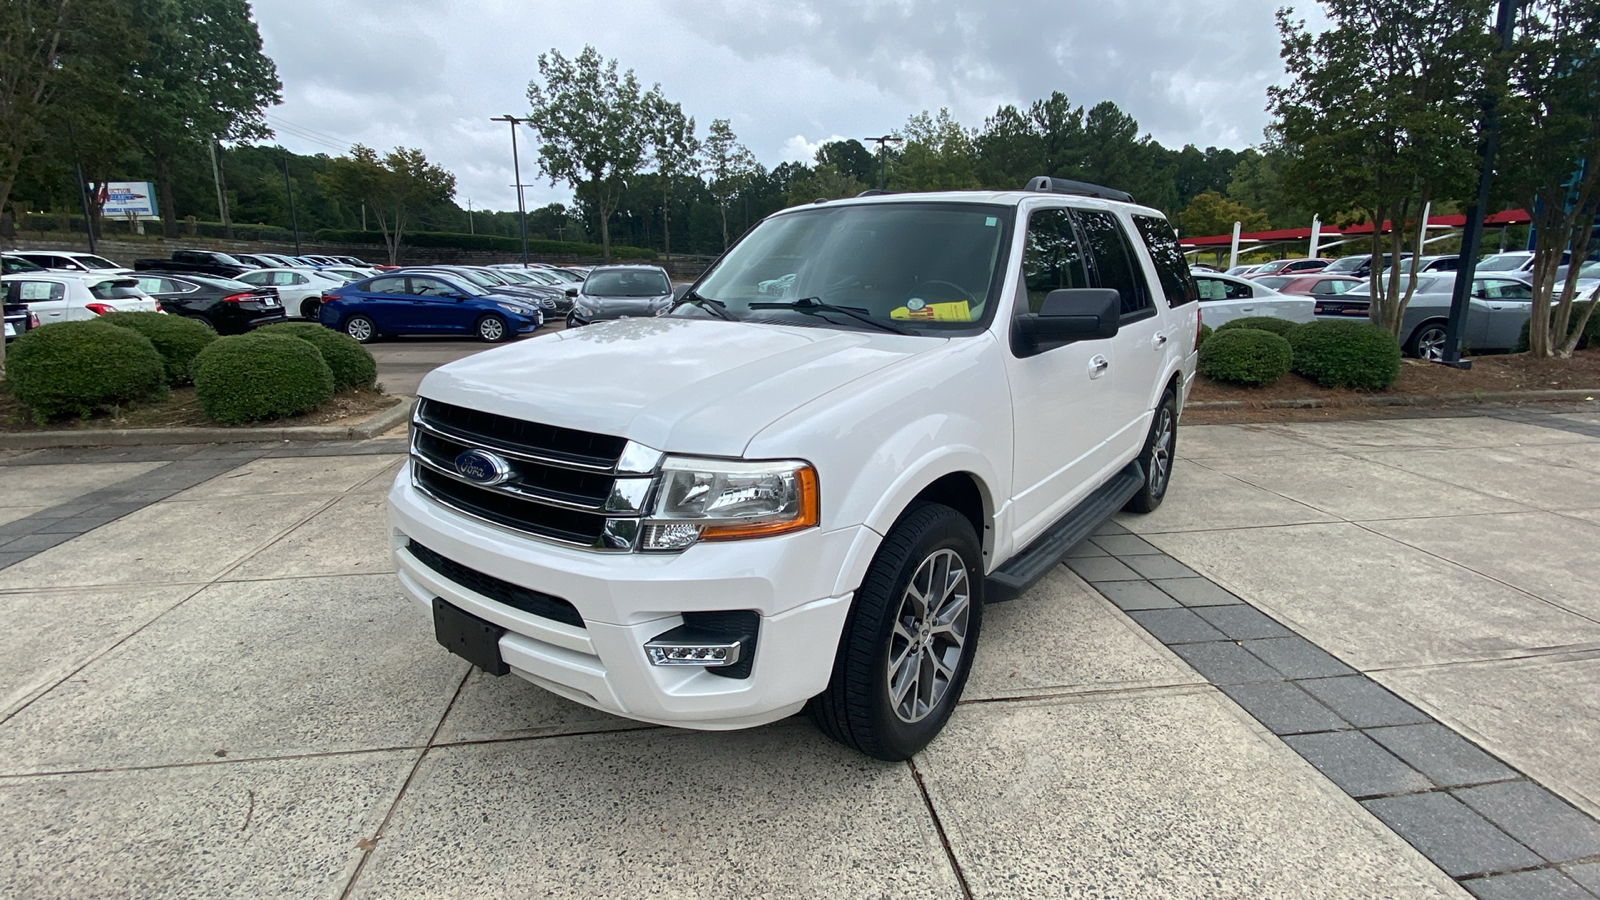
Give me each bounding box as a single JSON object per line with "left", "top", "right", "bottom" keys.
{"left": 1198, "top": 328, "right": 1294, "bottom": 386}
{"left": 1217, "top": 316, "right": 1300, "bottom": 337}
{"left": 1197, "top": 323, "right": 1214, "bottom": 347}
{"left": 5, "top": 321, "right": 166, "bottom": 423}
{"left": 98, "top": 312, "right": 216, "bottom": 385}
{"left": 1514, "top": 301, "right": 1598, "bottom": 352}
{"left": 1287, "top": 320, "right": 1402, "bottom": 390}
{"left": 256, "top": 322, "right": 377, "bottom": 391}
{"left": 191, "top": 333, "right": 335, "bottom": 425}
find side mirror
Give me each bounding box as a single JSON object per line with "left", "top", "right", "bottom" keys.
{"left": 1012, "top": 288, "right": 1121, "bottom": 357}
{"left": 565, "top": 287, "right": 578, "bottom": 297}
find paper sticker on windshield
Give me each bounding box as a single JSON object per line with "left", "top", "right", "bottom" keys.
{"left": 891, "top": 299, "right": 971, "bottom": 322}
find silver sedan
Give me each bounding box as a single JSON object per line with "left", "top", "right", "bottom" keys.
{"left": 1313, "top": 274, "right": 1536, "bottom": 360}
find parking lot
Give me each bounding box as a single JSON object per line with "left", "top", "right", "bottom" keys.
{"left": 2, "top": 400, "right": 1599, "bottom": 897}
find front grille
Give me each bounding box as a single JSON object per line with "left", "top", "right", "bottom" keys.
{"left": 414, "top": 464, "right": 608, "bottom": 545}
{"left": 417, "top": 398, "right": 626, "bottom": 470}
{"left": 413, "top": 429, "right": 613, "bottom": 509}
{"left": 407, "top": 540, "right": 585, "bottom": 629}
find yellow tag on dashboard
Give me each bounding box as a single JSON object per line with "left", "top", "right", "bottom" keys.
{"left": 890, "top": 299, "right": 972, "bottom": 322}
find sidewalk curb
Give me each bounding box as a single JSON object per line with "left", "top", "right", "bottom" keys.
{"left": 1187, "top": 387, "right": 1600, "bottom": 412}
{"left": 0, "top": 396, "right": 415, "bottom": 449}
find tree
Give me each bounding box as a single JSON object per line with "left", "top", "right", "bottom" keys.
{"left": 816, "top": 140, "right": 875, "bottom": 184}
{"left": 893, "top": 109, "right": 980, "bottom": 191}
{"left": 116, "top": 0, "right": 281, "bottom": 237}
{"left": 975, "top": 92, "right": 1088, "bottom": 189}
{"left": 1497, "top": 0, "right": 1600, "bottom": 357}
{"left": 702, "top": 118, "right": 756, "bottom": 249}
{"left": 786, "top": 163, "right": 868, "bottom": 206}
{"left": 1226, "top": 145, "right": 1312, "bottom": 228}
{"left": 1178, "top": 191, "right": 1271, "bottom": 238}
{"left": 1271, "top": 0, "right": 1493, "bottom": 337}
{"left": 644, "top": 90, "right": 698, "bottom": 263}
{"left": 321, "top": 145, "right": 455, "bottom": 263}
{"left": 526, "top": 46, "right": 649, "bottom": 262}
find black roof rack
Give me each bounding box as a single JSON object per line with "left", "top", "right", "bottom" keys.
{"left": 1023, "top": 176, "right": 1135, "bottom": 204}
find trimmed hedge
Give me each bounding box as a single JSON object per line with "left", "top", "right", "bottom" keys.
{"left": 1287, "top": 320, "right": 1402, "bottom": 390}
{"left": 1198, "top": 328, "right": 1294, "bottom": 386}
{"left": 257, "top": 322, "right": 377, "bottom": 391}
{"left": 311, "top": 228, "right": 658, "bottom": 259}
{"left": 191, "top": 333, "right": 335, "bottom": 425}
{"left": 6, "top": 321, "right": 166, "bottom": 423}
{"left": 1514, "top": 301, "right": 1598, "bottom": 352}
{"left": 1198, "top": 323, "right": 1214, "bottom": 347}
{"left": 1217, "top": 316, "right": 1299, "bottom": 337}
{"left": 99, "top": 312, "right": 216, "bottom": 385}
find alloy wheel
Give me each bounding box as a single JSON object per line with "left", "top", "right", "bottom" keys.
{"left": 886, "top": 548, "right": 971, "bottom": 724}
{"left": 346, "top": 317, "right": 373, "bottom": 342}
{"left": 1149, "top": 407, "right": 1175, "bottom": 497}
{"left": 1416, "top": 327, "right": 1446, "bottom": 362}
{"left": 479, "top": 317, "right": 506, "bottom": 341}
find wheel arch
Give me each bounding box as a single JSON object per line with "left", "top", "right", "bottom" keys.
{"left": 1405, "top": 317, "right": 1450, "bottom": 356}
{"left": 833, "top": 459, "right": 998, "bottom": 599}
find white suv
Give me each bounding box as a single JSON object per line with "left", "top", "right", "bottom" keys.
{"left": 388, "top": 179, "right": 1200, "bottom": 759}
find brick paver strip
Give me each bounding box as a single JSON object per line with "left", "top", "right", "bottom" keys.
{"left": 1080, "top": 418, "right": 1600, "bottom": 899}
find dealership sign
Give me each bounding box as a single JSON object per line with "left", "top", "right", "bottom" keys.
{"left": 99, "top": 182, "right": 159, "bottom": 218}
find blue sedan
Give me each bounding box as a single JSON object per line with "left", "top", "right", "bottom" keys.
{"left": 317, "top": 272, "right": 544, "bottom": 343}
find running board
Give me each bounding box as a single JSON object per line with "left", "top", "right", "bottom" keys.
{"left": 985, "top": 461, "right": 1145, "bottom": 603}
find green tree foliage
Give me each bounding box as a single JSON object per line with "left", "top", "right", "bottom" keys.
{"left": 320, "top": 145, "right": 456, "bottom": 264}
{"left": 892, "top": 109, "right": 981, "bottom": 191}
{"left": 1225, "top": 146, "right": 1310, "bottom": 228}
{"left": 816, "top": 140, "right": 876, "bottom": 184}
{"left": 526, "top": 46, "right": 649, "bottom": 262}
{"left": 644, "top": 91, "right": 699, "bottom": 262}
{"left": 1497, "top": 0, "right": 1600, "bottom": 358}
{"left": 1271, "top": 0, "right": 1492, "bottom": 337}
{"left": 702, "top": 118, "right": 757, "bottom": 249}
{"left": 116, "top": 0, "right": 281, "bottom": 237}
{"left": 974, "top": 92, "right": 1089, "bottom": 188}
{"left": 1178, "top": 191, "right": 1270, "bottom": 239}
{"left": 786, "top": 164, "right": 869, "bottom": 206}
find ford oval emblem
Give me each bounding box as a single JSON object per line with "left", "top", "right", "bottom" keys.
{"left": 454, "top": 449, "right": 512, "bottom": 486}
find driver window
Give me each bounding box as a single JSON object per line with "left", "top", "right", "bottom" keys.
{"left": 409, "top": 278, "right": 448, "bottom": 296}
{"left": 1021, "top": 208, "right": 1089, "bottom": 313}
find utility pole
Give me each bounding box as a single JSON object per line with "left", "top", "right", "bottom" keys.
{"left": 281, "top": 155, "right": 301, "bottom": 255}
{"left": 208, "top": 138, "right": 233, "bottom": 239}
{"left": 491, "top": 115, "right": 532, "bottom": 264}
{"left": 863, "top": 135, "right": 903, "bottom": 191}
{"left": 467, "top": 199, "right": 475, "bottom": 235}
{"left": 65, "top": 119, "right": 97, "bottom": 254}
{"left": 1441, "top": 0, "right": 1516, "bottom": 369}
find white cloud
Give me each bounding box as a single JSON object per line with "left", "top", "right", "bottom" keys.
{"left": 779, "top": 134, "right": 849, "bottom": 165}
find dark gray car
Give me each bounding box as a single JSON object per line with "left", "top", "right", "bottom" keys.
{"left": 568, "top": 265, "right": 675, "bottom": 327}
{"left": 1313, "top": 273, "right": 1536, "bottom": 360}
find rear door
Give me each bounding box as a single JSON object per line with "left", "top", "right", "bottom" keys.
{"left": 1002, "top": 206, "right": 1123, "bottom": 546}
{"left": 1075, "top": 208, "right": 1163, "bottom": 462}
{"left": 8, "top": 279, "right": 70, "bottom": 323}
{"left": 405, "top": 276, "right": 472, "bottom": 333}
{"left": 356, "top": 276, "right": 415, "bottom": 330}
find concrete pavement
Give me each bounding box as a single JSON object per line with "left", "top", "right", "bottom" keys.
{"left": 0, "top": 410, "right": 1597, "bottom": 896}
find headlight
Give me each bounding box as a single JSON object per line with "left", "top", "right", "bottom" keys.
{"left": 495, "top": 302, "right": 530, "bottom": 315}
{"left": 641, "top": 457, "right": 819, "bottom": 551}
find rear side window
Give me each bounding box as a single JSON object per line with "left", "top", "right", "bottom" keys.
{"left": 1075, "top": 210, "right": 1152, "bottom": 317}
{"left": 12, "top": 281, "right": 66, "bottom": 302}
{"left": 1132, "top": 214, "right": 1198, "bottom": 307}
{"left": 366, "top": 277, "right": 406, "bottom": 293}
{"left": 89, "top": 280, "right": 144, "bottom": 300}
{"left": 1020, "top": 208, "right": 1090, "bottom": 313}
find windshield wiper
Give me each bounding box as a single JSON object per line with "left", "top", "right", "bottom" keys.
{"left": 746, "top": 297, "right": 909, "bottom": 335}
{"left": 672, "top": 289, "right": 737, "bottom": 321}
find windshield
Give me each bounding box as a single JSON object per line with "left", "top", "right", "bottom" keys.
{"left": 1322, "top": 257, "right": 1363, "bottom": 273}
{"left": 585, "top": 269, "right": 672, "bottom": 297}
{"left": 78, "top": 255, "right": 122, "bottom": 270}
{"left": 2, "top": 256, "right": 43, "bottom": 274}
{"left": 548, "top": 269, "right": 583, "bottom": 282}
{"left": 1477, "top": 253, "right": 1529, "bottom": 271}
{"left": 685, "top": 202, "right": 1011, "bottom": 333}
{"left": 443, "top": 269, "right": 497, "bottom": 288}
{"left": 1255, "top": 276, "right": 1293, "bottom": 290}
{"left": 496, "top": 270, "right": 533, "bottom": 283}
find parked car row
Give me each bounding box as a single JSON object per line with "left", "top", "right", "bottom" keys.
{"left": 1313, "top": 273, "right": 1561, "bottom": 360}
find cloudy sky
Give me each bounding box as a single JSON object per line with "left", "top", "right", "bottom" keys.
{"left": 253, "top": 0, "right": 1313, "bottom": 212}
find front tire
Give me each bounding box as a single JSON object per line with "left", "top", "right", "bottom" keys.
{"left": 809, "top": 503, "right": 983, "bottom": 760}
{"left": 475, "top": 314, "right": 509, "bottom": 343}
{"left": 1125, "top": 386, "right": 1178, "bottom": 513}
{"left": 344, "top": 314, "right": 377, "bottom": 344}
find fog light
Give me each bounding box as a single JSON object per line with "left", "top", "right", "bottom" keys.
{"left": 644, "top": 638, "right": 743, "bottom": 667}
{"left": 642, "top": 522, "right": 701, "bottom": 551}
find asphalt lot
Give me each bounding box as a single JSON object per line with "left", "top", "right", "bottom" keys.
{"left": 2, "top": 407, "right": 1600, "bottom": 897}
{"left": 367, "top": 324, "right": 564, "bottom": 396}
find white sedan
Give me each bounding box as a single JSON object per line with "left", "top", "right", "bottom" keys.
{"left": 0, "top": 273, "right": 160, "bottom": 324}
{"left": 1194, "top": 272, "right": 1315, "bottom": 328}
{"left": 235, "top": 267, "right": 347, "bottom": 319}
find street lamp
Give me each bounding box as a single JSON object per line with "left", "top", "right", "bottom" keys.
{"left": 491, "top": 115, "right": 533, "bottom": 264}
{"left": 863, "top": 135, "right": 903, "bottom": 191}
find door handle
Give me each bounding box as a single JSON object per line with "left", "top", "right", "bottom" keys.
{"left": 1089, "top": 355, "right": 1110, "bottom": 379}
{"left": 1240, "top": 306, "right": 1256, "bottom": 312}
{"left": 1153, "top": 333, "right": 1168, "bottom": 349}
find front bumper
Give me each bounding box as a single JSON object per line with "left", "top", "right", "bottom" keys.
{"left": 388, "top": 472, "right": 857, "bottom": 729}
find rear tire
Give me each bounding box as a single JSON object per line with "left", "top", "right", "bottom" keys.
{"left": 1406, "top": 322, "right": 1448, "bottom": 361}
{"left": 1125, "top": 386, "right": 1178, "bottom": 513}
{"left": 181, "top": 314, "right": 216, "bottom": 333}
{"left": 809, "top": 502, "right": 983, "bottom": 761}
{"left": 344, "top": 314, "right": 377, "bottom": 344}
{"left": 300, "top": 299, "right": 321, "bottom": 321}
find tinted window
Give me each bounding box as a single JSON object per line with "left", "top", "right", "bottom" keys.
{"left": 366, "top": 277, "right": 407, "bottom": 293}
{"left": 1480, "top": 279, "right": 1532, "bottom": 300}
{"left": 1074, "top": 210, "right": 1151, "bottom": 316}
{"left": 1311, "top": 279, "right": 1349, "bottom": 295}
{"left": 1132, "top": 214, "right": 1197, "bottom": 307}
{"left": 89, "top": 279, "right": 145, "bottom": 300}
{"left": 1255, "top": 276, "right": 1294, "bottom": 290}
{"left": 408, "top": 277, "right": 457, "bottom": 297}
{"left": 585, "top": 269, "right": 672, "bottom": 297}
{"left": 3, "top": 255, "right": 44, "bottom": 274}
{"left": 1021, "top": 208, "right": 1090, "bottom": 313}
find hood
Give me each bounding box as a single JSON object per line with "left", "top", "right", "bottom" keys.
{"left": 419, "top": 317, "right": 945, "bottom": 456}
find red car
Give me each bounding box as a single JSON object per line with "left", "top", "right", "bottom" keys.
{"left": 1245, "top": 258, "right": 1332, "bottom": 278}
{"left": 1256, "top": 274, "right": 1367, "bottom": 297}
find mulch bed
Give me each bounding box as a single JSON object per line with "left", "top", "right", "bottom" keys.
{"left": 0, "top": 387, "right": 399, "bottom": 433}
{"left": 1186, "top": 350, "right": 1600, "bottom": 425}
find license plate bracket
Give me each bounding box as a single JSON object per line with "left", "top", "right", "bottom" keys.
{"left": 432, "top": 598, "right": 509, "bottom": 676}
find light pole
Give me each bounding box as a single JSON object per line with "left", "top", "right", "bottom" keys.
{"left": 491, "top": 115, "right": 532, "bottom": 264}
{"left": 281, "top": 155, "right": 301, "bottom": 255}
{"left": 863, "top": 135, "right": 903, "bottom": 191}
